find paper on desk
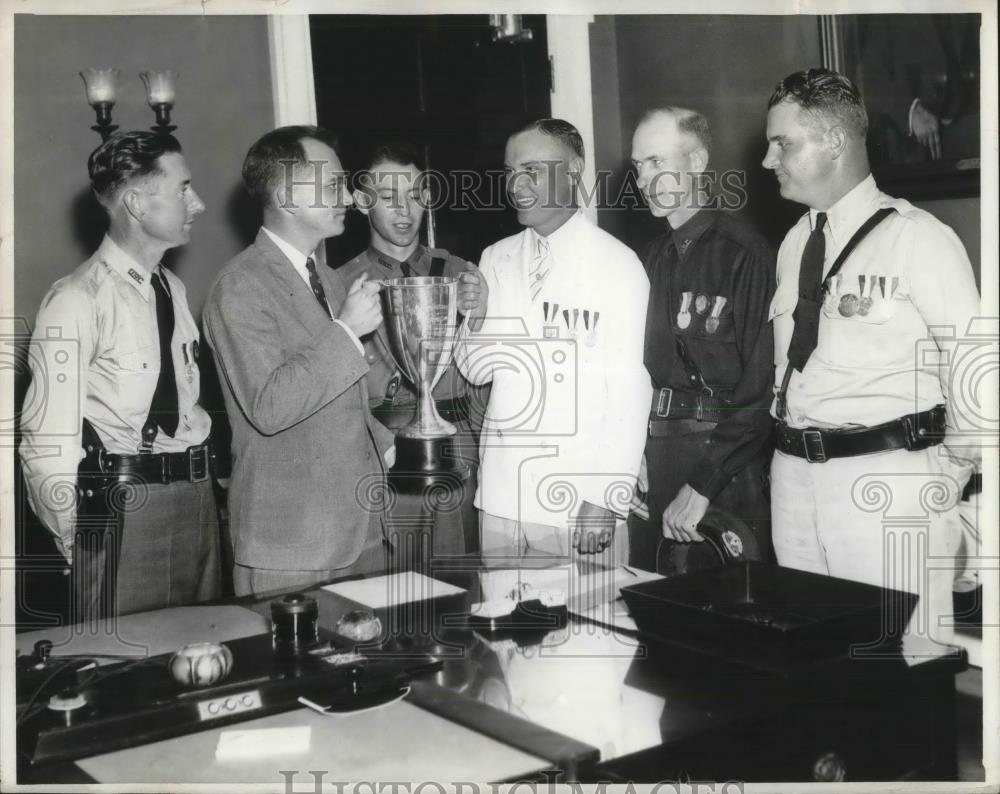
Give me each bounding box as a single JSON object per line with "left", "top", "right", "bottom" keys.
{"left": 478, "top": 565, "right": 573, "bottom": 604}
{"left": 215, "top": 725, "right": 310, "bottom": 760}
{"left": 479, "top": 563, "right": 663, "bottom": 627}
{"left": 322, "top": 571, "right": 465, "bottom": 609}
{"left": 15, "top": 606, "right": 270, "bottom": 664}
{"left": 569, "top": 565, "right": 663, "bottom": 629}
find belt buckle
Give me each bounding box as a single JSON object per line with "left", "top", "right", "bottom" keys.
{"left": 902, "top": 411, "right": 942, "bottom": 451}
{"left": 655, "top": 387, "right": 673, "bottom": 418}
{"left": 188, "top": 446, "right": 209, "bottom": 483}
{"left": 802, "top": 430, "right": 827, "bottom": 463}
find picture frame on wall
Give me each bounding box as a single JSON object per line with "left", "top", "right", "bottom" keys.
{"left": 820, "top": 13, "right": 981, "bottom": 201}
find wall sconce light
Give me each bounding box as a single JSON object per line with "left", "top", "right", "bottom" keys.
{"left": 140, "top": 70, "right": 178, "bottom": 135}
{"left": 80, "top": 68, "right": 180, "bottom": 141}
{"left": 79, "top": 68, "right": 120, "bottom": 141}
{"left": 489, "top": 14, "right": 534, "bottom": 44}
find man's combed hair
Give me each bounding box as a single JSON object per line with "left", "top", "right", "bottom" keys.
{"left": 242, "top": 125, "right": 341, "bottom": 206}
{"left": 768, "top": 68, "right": 869, "bottom": 138}
{"left": 88, "top": 131, "right": 182, "bottom": 205}
{"left": 512, "top": 118, "right": 585, "bottom": 160}
{"left": 364, "top": 140, "right": 426, "bottom": 174}
{"left": 639, "top": 106, "right": 713, "bottom": 158}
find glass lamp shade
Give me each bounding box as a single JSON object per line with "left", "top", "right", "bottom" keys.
{"left": 140, "top": 70, "right": 178, "bottom": 106}
{"left": 79, "top": 68, "right": 119, "bottom": 105}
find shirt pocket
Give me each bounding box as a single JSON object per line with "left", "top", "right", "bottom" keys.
{"left": 113, "top": 344, "right": 158, "bottom": 374}
{"left": 821, "top": 272, "right": 901, "bottom": 325}
{"left": 673, "top": 292, "right": 735, "bottom": 343}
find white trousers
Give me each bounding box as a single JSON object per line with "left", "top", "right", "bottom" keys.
{"left": 771, "top": 446, "right": 964, "bottom": 659}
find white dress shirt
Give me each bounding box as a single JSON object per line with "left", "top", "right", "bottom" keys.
{"left": 769, "top": 174, "right": 981, "bottom": 439}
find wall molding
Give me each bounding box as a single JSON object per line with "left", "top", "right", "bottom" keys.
{"left": 547, "top": 14, "right": 597, "bottom": 224}
{"left": 267, "top": 15, "right": 317, "bottom": 126}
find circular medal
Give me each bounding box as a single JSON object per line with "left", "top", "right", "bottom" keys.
{"left": 705, "top": 317, "right": 720, "bottom": 334}
{"left": 838, "top": 294, "right": 859, "bottom": 317}
{"left": 694, "top": 294, "right": 710, "bottom": 314}
{"left": 677, "top": 312, "right": 691, "bottom": 329}
{"left": 858, "top": 297, "right": 873, "bottom": 316}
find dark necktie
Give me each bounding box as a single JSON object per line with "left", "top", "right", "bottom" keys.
{"left": 786, "top": 212, "right": 827, "bottom": 372}
{"left": 304, "top": 256, "right": 332, "bottom": 318}
{"left": 145, "top": 270, "right": 179, "bottom": 440}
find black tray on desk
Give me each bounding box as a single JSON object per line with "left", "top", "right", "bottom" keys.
{"left": 17, "top": 631, "right": 442, "bottom": 767}
{"left": 621, "top": 562, "right": 918, "bottom": 673}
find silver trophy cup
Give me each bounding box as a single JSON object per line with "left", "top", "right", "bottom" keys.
{"left": 380, "top": 276, "right": 469, "bottom": 488}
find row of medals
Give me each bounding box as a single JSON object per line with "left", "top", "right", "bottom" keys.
{"left": 826, "top": 274, "right": 899, "bottom": 318}
{"left": 542, "top": 301, "right": 600, "bottom": 346}
{"left": 677, "top": 292, "right": 727, "bottom": 333}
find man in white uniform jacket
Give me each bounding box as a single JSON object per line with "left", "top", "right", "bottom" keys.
{"left": 457, "top": 119, "right": 651, "bottom": 562}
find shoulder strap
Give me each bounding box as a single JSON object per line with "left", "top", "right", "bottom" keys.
{"left": 776, "top": 206, "right": 897, "bottom": 419}
{"left": 823, "top": 207, "right": 896, "bottom": 290}
{"left": 429, "top": 256, "right": 446, "bottom": 278}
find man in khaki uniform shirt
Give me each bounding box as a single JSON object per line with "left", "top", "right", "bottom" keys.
{"left": 19, "top": 131, "right": 220, "bottom": 618}
{"left": 340, "top": 142, "right": 487, "bottom": 563}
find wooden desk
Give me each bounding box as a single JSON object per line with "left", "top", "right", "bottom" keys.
{"left": 14, "top": 565, "right": 966, "bottom": 785}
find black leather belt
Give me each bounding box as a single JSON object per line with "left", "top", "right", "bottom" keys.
{"left": 775, "top": 405, "right": 946, "bottom": 463}
{"left": 99, "top": 444, "right": 212, "bottom": 484}
{"left": 648, "top": 387, "right": 729, "bottom": 435}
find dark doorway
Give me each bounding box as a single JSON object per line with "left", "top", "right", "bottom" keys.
{"left": 310, "top": 14, "right": 551, "bottom": 267}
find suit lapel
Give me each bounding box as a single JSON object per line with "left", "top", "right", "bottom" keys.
{"left": 253, "top": 230, "right": 335, "bottom": 331}
{"left": 253, "top": 231, "right": 379, "bottom": 441}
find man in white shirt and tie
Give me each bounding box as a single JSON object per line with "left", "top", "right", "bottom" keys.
{"left": 762, "top": 70, "right": 981, "bottom": 657}
{"left": 457, "top": 119, "right": 651, "bottom": 564}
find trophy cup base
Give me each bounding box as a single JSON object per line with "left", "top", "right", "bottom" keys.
{"left": 388, "top": 436, "right": 470, "bottom": 495}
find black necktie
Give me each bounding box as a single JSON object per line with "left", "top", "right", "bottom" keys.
{"left": 145, "top": 270, "right": 179, "bottom": 440}
{"left": 786, "top": 212, "right": 827, "bottom": 372}
{"left": 304, "top": 257, "right": 332, "bottom": 318}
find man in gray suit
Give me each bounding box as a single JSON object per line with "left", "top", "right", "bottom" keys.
{"left": 204, "top": 125, "right": 394, "bottom": 596}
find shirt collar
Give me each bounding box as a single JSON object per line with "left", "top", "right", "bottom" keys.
{"left": 528, "top": 209, "right": 583, "bottom": 255}
{"left": 262, "top": 227, "right": 316, "bottom": 282}
{"left": 810, "top": 174, "right": 879, "bottom": 243}
{"left": 366, "top": 243, "right": 426, "bottom": 275}
{"left": 97, "top": 235, "right": 157, "bottom": 300}
{"left": 666, "top": 208, "right": 715, "bottom": 260}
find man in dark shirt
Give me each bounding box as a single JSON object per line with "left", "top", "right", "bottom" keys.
{"left": 627, "top": 107, "right": 775, "bottom": 572}
{"left": 340, "top": 142, "right": 485, "bottom": 563}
